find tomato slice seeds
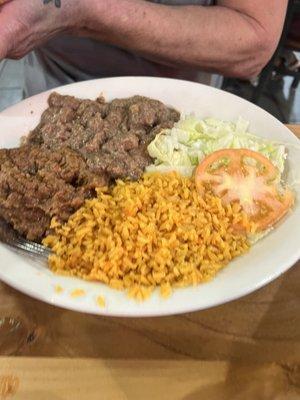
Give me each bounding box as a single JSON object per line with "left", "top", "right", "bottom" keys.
{"left": 195, "top": 149, "right": 294, "bottom": 232}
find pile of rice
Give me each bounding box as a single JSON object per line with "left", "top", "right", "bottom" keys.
{"left": 43, "top": 172, "right": 253, "bottom": 300}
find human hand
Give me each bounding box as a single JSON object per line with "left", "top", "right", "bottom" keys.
{"left": 0, "top": 0, "right": 88, "bottom": 59}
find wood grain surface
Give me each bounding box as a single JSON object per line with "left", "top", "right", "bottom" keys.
{"left": 0, "top": 125, "right": 299, "bottom": 400}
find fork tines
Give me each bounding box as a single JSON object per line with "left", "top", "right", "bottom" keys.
{"left": 0, "top": 218, "right": 51, "bottom": 260}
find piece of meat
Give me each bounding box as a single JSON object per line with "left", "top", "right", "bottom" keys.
{"left": 0, "top": 146, "right": 107, "bottom": 241}
{"left": 5, "top": 92, "right": 180, "bottom": 240}
{"left": 25, "top": 93, "right": 180, "bottom": 181}
{"left": 102, "top": 132, "right": 139, "bottom": 153}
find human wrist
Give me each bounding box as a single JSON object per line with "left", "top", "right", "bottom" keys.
{"left": 58, "top": 0, "right": 92, "bottom": 33}
{"left": 81, "top": 0, "right": 138, "bottom": 40}
{"left": 77, "top": 0, "right": 106, "bottom": 31}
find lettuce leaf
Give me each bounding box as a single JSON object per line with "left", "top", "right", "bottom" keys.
{"left": 147, "top": 116, "right": 286, "bottom": 176}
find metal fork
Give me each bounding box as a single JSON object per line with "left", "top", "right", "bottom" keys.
{"left": 0, "top": 218, "right": 51, "bottom": 260}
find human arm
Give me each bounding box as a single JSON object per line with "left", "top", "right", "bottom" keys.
{"left": 81, "top": 0, "right": 288, "bottom": 78}
{"left": 0, "top": 0, "right": 288, "bottom": 79}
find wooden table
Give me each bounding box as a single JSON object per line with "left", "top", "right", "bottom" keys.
{"left": 0, "top": 125, "right": 299, "bottom": 400}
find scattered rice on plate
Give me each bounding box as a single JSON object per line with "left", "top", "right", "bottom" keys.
{"left": 44, "top": 172, "right": 253, "bottom": 300}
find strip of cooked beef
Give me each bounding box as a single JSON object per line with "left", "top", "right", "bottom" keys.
{"left": 26, "top": 93, "right": 180, "bottom": 180}
{"left": 0, "top": 145, "right": 107, "bottom": 241}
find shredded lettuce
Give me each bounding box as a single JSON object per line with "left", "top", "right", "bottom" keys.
{"left": 147, "top": 116, "right": 287, "bottom": 175}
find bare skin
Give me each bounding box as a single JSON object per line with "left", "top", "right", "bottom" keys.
{"left": 0, "top": 0, "right": 288, "bottom": 78}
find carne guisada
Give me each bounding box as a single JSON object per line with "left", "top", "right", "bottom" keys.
{"left": 0, "top": 93, "right": 180, "bottom": 241}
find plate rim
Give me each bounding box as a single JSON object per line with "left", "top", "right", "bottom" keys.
{"left": 0, "top": 75, "right": 299, "bottom": 317}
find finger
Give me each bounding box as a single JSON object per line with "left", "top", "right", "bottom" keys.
{"left": 0, "top": 36, "right": 8, "bottom": 60}
{"left": 0, "top": 22, "right": 12, "bottom": 60}
{"left": 0, "top": 48, "right": 7, "bottom": 60}
{"left": 0, "top": 2, "right": 21, "bottom": 60}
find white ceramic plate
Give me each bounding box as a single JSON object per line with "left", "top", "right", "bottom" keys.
{"left": 0, "top": 77, "right": 299, "bottom": 317}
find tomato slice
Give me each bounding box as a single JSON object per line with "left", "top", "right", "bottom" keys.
{"left": 195, "top": 149, "right": 294, "bottom": 231}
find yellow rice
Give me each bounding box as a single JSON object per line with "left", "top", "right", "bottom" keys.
{"left": 43, "top": 172, "right": 253, "bottom": 299}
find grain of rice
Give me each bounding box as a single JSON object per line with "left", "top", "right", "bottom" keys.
{"left": 43, "top": 172, "right": 254, "bottom": 300}
{"left": 96, "top": 296, "right": 106, "bottom": 308}
{"left": 70, "top": 289, "right": 86, "bottom": 298}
